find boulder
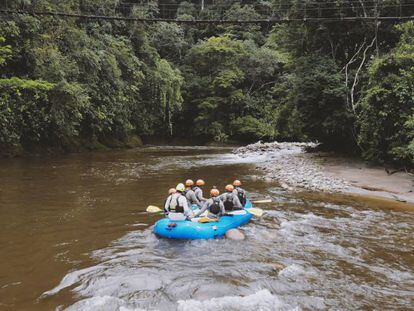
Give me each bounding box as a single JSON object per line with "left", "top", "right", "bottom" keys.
{"left": 225, "top": 229, "right": 245, "bottom": 240}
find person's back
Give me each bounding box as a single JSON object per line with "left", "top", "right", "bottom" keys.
{"left": 205, "top": 197, "right": 225, "bottom": 218}
{"left": 193, "top": 179, "right": 207, "bottom": 202}
{"left": 184, "top": 179, "right": 203, "bottom": 207}
{"left": 194, "top": 189, "right": 225, "bottom": 219}
{"left": 220, "top": 185, "right": 243, "bottom": 211}
{"left": 165, "top": 193, "right": 185, "bottom": 213}
{"left": 165, "top": 183, "right": 193, "bottom": 220}
{"left": 164, "top": 188, "right": 177, "bottom": 215}
{"left": 184, "top": 188, "right": 200, "bottom": 205}
{"left": 232, "top": 180, "right": 247, "bottom": 207}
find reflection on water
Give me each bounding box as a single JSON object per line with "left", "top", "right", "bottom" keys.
{"left": 0, "top": 147, "right": 414, "bottom": 310}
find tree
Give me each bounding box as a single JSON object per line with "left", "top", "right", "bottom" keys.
{"left": 358, "top": 22, "right": 414, "bottom": 165}
{"left": 0, "top": 36, "right": 12, "bottom": 67}
{"left": 183, "top": 35, "right": 247, "bottom": 141}
{"left": 272, "top": 55, "right": 351, "bottom": 147}
{"left": 150, "top": 22, "right": 187, "bottom": 61}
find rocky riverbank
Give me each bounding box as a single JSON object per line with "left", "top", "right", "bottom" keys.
{"left": 234, "top": 141, "right": 414, "bottom": 204}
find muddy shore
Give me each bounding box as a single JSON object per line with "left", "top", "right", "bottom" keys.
{"left": 235, "top": 141, "right": 414, "bottom": 205}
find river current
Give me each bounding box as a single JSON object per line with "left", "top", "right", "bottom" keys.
{"left": 0, "top": 146, "right": 413, "bottom": 310}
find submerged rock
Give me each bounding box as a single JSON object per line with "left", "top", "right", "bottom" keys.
{"left": 280, "top": 182, "right": 293, "bottom": 191}
{"left": 270, "top": 262, "right": 286, "bottom": 271}
{"left": 225, "top": 229, "right": 245, "bottom": 240}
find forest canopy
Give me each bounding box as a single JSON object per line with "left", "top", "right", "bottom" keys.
{"left": 1, "top": 0, "right": 414, "bottom": 166}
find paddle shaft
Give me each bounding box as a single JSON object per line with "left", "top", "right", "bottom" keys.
{"left": 252, "top": 199, "right": 272, "bottom": 204}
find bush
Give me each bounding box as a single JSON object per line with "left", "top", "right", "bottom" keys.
{"left": 0, "top": 78, "right": 54, "bottom": 149}
{"left": 230, "top": 116, "right": 275, "bottom": 142}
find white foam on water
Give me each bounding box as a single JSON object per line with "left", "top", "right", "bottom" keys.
{"left": 278, "top": 214, "right": 319, "bottom": 236}
{"left": 41, "top": 265, "right": 104, "bottom": 297}
{"left": 177, "top": 289, "right": 299, "bottom": 311}
{"left": 64, "top": 296, "right": 146, "bottom": 311}
{"left": 278, "top": 264, "right": 307, "bottom": 279}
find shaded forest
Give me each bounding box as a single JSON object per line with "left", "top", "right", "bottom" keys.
{"left": 0, "top": 0, "right": 413, "bottom": 166}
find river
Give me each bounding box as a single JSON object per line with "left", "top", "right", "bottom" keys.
{"left": 0, "top": 146, "right": 413, "bottom": 310}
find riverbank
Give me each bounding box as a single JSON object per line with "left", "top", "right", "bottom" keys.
{"left": 0, "top": 135, "right": 144, "bottom": 158}
{"left": 235, "top": 141, "right": 414, "bottom": 205}
{"left": 0, "top": 135, "right": 240, "bottom": 158}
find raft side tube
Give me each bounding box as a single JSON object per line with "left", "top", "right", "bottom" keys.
{"left": 154, "top": 200, "right": 253, "bottom": 239}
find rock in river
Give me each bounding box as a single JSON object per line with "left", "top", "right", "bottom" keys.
{"left": 225, "top": 229, "right": 245, "bottom": 240}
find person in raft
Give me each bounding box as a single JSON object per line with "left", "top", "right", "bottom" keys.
{"left": 232, "top": 180, "right": 247, "bottom": 207}
{"left": 184, "top": 179, "right": 203, "bottom": 208}
{"left": 220, "top": 184, "right": 243, "bottom": 211}
{"left": 193, "top": 189, "right": 226, "bottom": 219}
{"left": 164, "top": 183, "right": 194, "bottom": 220}
{"left": 193, "top": 179, "right": 207, "bottom": 202}
{"left": 164, "top": 188, "right": 177, "bottom": 215}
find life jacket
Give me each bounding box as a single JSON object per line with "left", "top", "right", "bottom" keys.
{"left": 235, "top": 187, "right": 247, "bottom": 206}
{"left": 168, "top": 194, "right": 184, "bottom": 213}
{"left": 209, "top": 197, "right": 221, "bottom": 215}
{"left": 223, "top": 192, "right": 234, "bottom": 211}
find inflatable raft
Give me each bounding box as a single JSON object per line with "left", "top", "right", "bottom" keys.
{"left": 153, "top": 200, "right": 254, "bottom": 239}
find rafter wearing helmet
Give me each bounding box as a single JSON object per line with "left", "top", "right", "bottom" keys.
{"left": 194, "top": 188, "right": 225, "bottom": 219}
{"left": 232, "top": 180, "right": 247, "bottom": 207}
{"left": 193, "top": 179, "right": 207, "bottom": 202}
{"left": 184, "top": 179, "right": 203, "bottom": 208}
{"left": 164, "top": 183, "right": 193, "bottom": 220}
{"left": 219, "top": 184, "right": 243, "bottom": 212}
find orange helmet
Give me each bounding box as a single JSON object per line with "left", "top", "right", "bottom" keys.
{"left": 196, "top": 179, "right": 205, "bottom": 186}
{"left": 185, "top": 179, "right": 194, "bottom": 187}
{"left": 210, "top": 189, "right": 220, "bottom": 197}
{"left": 225, "top": 184, "right": 234, "bottom": 192}
{"left": 233, "top": 180, "right": 242, "bottom": 186}
{"left": 168, "top": 188, "right": 177, "bottom": 195}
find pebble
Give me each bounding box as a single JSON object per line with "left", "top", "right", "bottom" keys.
{"left": 234, "top": 141, "right": 349, "bottom": 193}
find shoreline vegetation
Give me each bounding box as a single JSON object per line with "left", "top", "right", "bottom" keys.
{"left": 1, "top": 1, "right": 414, "bottom": 167}
{"left": 0, "top": 135, "right": 240, "bottom": 157}
{"left": 0, "top": 134, "right": 145, "bottom": 157}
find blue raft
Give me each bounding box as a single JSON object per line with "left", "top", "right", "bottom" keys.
{"left": 153, "top": 200, "right": 253, "bottom": 239}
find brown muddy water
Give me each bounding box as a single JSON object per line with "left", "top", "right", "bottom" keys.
{"left": 0, "top": 146, "right": 413, "bottom": 310}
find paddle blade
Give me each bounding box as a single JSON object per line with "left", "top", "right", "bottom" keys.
{"left": 198, "top": 217, "right": 217, "bottom": 223}
{"left": 146, "top": 205, "right": 163, "bottom": 213}
{"left": 247, "top": 207, "right": 264, "bottom": 217}
{"left": 252, "top": 199, "right": 272, "bottom": 204}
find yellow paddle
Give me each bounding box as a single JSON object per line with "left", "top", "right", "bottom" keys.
{"left": 146, "top": 205, "right": 163, "bottom": 213}
{"left": 198, "top": 217, "right": 218, "bottom": 223}
{"left": 246, "top": 207, "right": 264, "bottom": 217}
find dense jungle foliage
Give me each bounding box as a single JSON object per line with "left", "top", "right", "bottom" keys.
{"left": 0, "top": 0, "right": 413, "bottom": 166}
